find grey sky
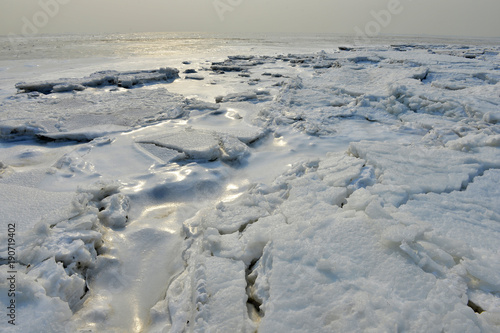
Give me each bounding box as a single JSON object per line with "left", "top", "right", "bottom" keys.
{"left": 1, "top": 0, "right": 499, "bottom": 38}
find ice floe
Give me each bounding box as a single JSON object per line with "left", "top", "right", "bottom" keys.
{"left": 15, "top": 67, "right": 179, "bottom": 94}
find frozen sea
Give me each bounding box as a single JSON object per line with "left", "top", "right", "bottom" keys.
{"left": 0, "top": 32, "right": 500, "bottom": 332}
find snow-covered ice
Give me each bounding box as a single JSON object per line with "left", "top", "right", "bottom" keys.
{"left": 0, "top": 33, "right": 499, "bottom": 332}
{"left": 15, "top": 67, "right": 179, "bottom": 94}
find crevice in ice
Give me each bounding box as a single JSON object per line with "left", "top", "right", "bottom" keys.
{"left": 238, "top": 218, "right": 260, "bottom": 234}
{"left": 246, "top": 297, "right": 263, "bottom": 326}
{"left": 363, "top": 116, "right": 379, "bottom": 123}
{"left": 80, "top": 284, "right": 90, "bottom": 302}
{"left": 467, "top": 300, "right": 485, "bottom": 314}
{"left": 36, "top": 133, "right": 94, "bottom": 143}
{"left": 397, "top": 166, "right": 500, "bottom": 207}
{"left": 246, "top": 254, "right": 264, "bottom": 325}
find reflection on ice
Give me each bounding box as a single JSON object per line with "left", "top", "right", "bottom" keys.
{"left": 221, "top": 183, "right": 245, "bottom": 203}
{"left": 225, "top": 108, "right": 244, "bottom": 120}
{"left": 226, "top": 183, "right": 239, "bottom": 191}
{"left": 121, "top": 180, "right": 146, "bottom": 193}
{"left": 273, "top": 136, "right": 288, "bottom": 147}
{"left": 168, "top": 167, "right": 192, "bottom": 183}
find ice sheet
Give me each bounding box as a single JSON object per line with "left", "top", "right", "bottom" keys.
{"left": 1, "top": 35, "right": 499, "bottom": 332}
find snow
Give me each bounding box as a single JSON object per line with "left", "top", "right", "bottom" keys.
{"left": 0, "top": 33, "right": 499, "bottom": 332}
{"left": 0, "top": 183, "right": 74, "bottom": 232}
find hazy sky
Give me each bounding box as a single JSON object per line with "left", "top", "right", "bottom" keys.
{"left": 1, "top": 0, "right": 499, "bottom": 38}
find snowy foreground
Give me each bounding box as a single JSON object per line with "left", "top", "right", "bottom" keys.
{"left": 1, "top": 42, "right": 500, "bottom": 332}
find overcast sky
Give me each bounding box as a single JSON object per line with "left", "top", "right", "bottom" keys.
{"left": 1, "top": 0, "right": 499, "bottom": 38}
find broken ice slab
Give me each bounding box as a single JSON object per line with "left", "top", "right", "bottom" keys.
{"left": 136, "top": 127, "right": 250, "bottom": 162}
{"left": 37, "top": 125, "right": 129, "bottom": 142}
{"left": 185, "top": 74, "right": 204, "bottom": 80}
{"left": 138, "top": 128, "right": 221, "bottom": 161}
{"left": 215, "top": 89, "right": 272, "bottom": 103}
{"left": 136, "top": 143, "right": 186, "bottom": 163}
{"left": 15, "top": 67, "right": 179, "bottom": 94}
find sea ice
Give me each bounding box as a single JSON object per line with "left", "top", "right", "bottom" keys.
{"left": 15, "top": 67, "right": 179, "bottom": 94}
{"left": 1, "top": 40, "right": 499, "bottom": 332}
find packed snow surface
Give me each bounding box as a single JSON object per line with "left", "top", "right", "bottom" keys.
{"left": 0, "top": 34, "right": 500, "bottom": 332}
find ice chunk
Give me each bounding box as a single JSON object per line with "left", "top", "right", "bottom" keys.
{"left": 138, "top": 127, "right": 252, "bottom": 162}
{"left": 348, "top": 141, "right": 483, "bottom": 196}
{"left": 216, "top": 89, "right": 271, "bottom": 103}
{"left": 218, "top": 134, "right": 249, "bottom": 162}
{"left": 446, "top": 133, "right": 500, "bottom": 151}
{"left": 27, "top": 257, "right": 86, "bottom": 309}
{"left": 0, "top": 266, "right": 74, "bottom": 332}
{"left": 183, "top": 98, "right": 220, "bottom": 111}
{"left": 97, "top": 193, "right": 130, "bottom": 228}
{"left": 52, "top": 83, "right": 86, "bottom": 93}
{"left": 37, "top": 125, "right": 128, "bottom": 142}
{"left": 15, "top": 67, "right": 179, "bottom": 94}
{"left": 399, "top": 170, "right": 500, "bottom": 252}
{"left": 0, "top": 88, "right": 188, "bottom": 139}
{"left": 185, "top": 74, "right": 204, "bottom": 80}
{"left": 0, "top": 121, "right": 45, "bottom": 140}
{"left": 138, "top": 128, "right": 221, "bottom": 161}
